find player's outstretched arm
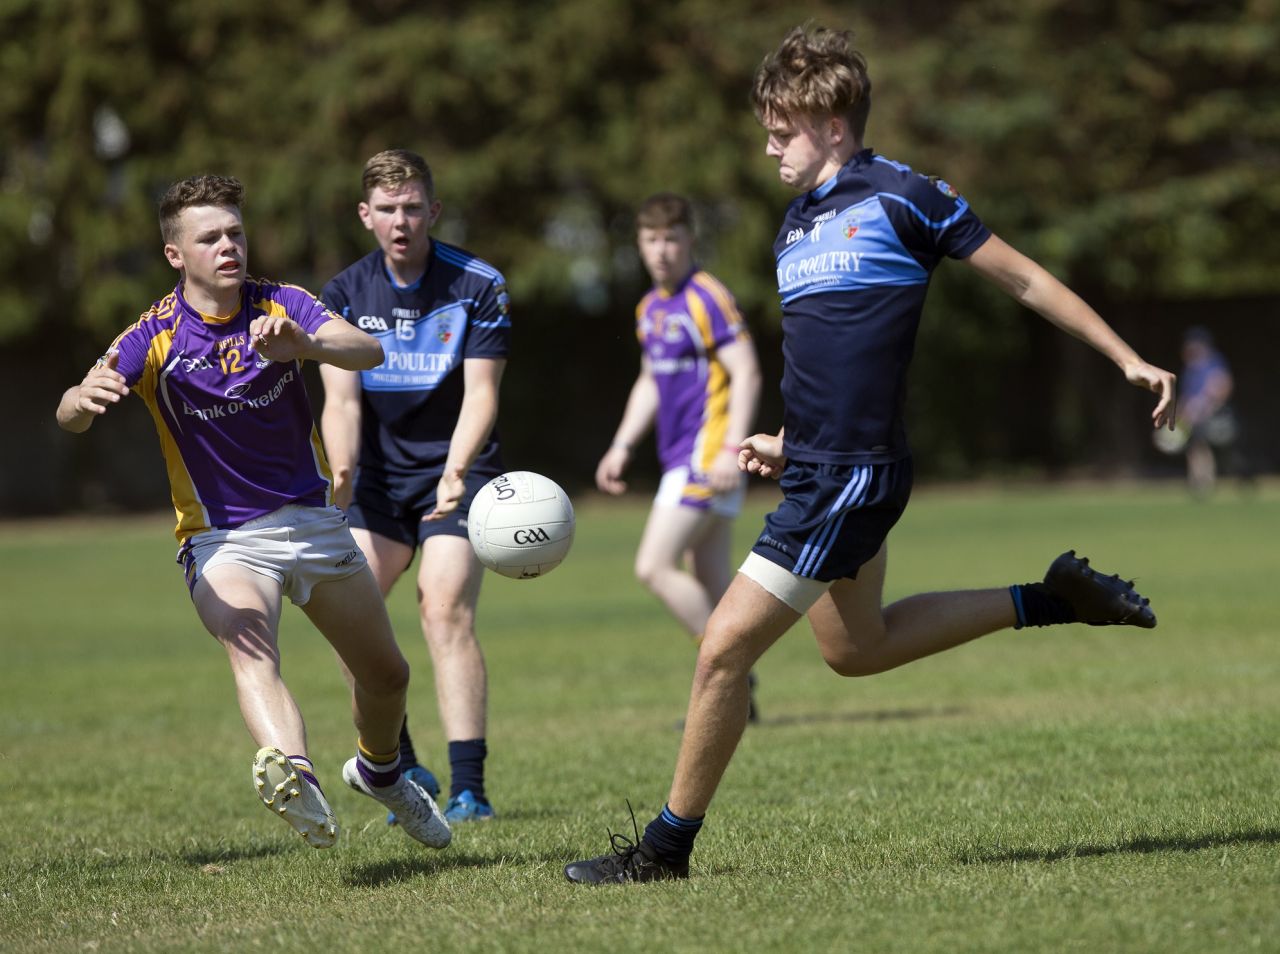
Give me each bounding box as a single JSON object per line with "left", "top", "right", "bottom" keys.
{"left": 252, "top": 315, "right": 384, "bottom": 370}
{"left": 425, "top": 357, "right": 507, "bottom": 520}
{"left": 57, "top": 351, "right": 129, "bottom": 433}
{"left": 318, "top": 363, "right": 363, "bottom": 510}
{"left": 595, "top": 361, "right": 659, "bottom": 495}
{"left": 966, "top": 235, "right": 1177, "bottom": 430}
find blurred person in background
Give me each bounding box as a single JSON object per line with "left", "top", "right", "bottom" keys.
{"left": 1179, "top": 326, "right": 1241, "bottom": 497}
{"left": 595, "top": 193, "right": 763, "bottom": 720}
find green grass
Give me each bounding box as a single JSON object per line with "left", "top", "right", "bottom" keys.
{"left": 2, "top": 482, "right": 1277, "bottom": 953}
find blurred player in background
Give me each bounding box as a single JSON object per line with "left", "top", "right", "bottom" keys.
{"left": 1179, "top": 326, "right": 1240, "bottom": 497}
{"left": 321, "top": 150, "right": 511, "bottom": 823}
{"left": 566, "top": 24, "right": 1178, "bottom": 884}
{"left": 595, "top": 193, "right": 762, "bottom": 718}
{"left": 55, "top": 174, "right": 450, "bottom": 851}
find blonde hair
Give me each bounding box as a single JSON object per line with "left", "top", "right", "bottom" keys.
{"left": 362, "top": 149, "right": 434, "bottom": 199}
{"left": 752, "top": 25, "right": 872, "bottom": 141}
{"left": 158, "top": 175, "right": 244, "bottom": 243}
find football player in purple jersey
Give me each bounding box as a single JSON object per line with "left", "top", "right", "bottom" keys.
{"left": 56, "top": 174, "right": 451, "bottom": 851}
{"left": 595, "top": 193, "right": 762, "bottom": 717}
{"left": 320, "top": 151, "right": 511, "bottom": 823}
{"left": 565, "top": 25, "right": 1177, "bottom": 884}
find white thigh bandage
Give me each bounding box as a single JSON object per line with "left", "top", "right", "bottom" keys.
{"left": 739, "top": 551, "right": 831, "bottom": 614}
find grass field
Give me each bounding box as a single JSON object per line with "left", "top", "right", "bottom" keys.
{"left": 1, "top": 482, "right": 1277, "bottom": 953}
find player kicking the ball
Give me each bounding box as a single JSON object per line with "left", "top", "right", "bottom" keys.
{"left": 56, "top": 175, "right": 450, "bottom": 851}
{"left": 565, "top": 24, "right": 1176, "bottom": 884}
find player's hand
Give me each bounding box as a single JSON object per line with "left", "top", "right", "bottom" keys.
{"left": 425, "top": 466, "right": 467, "bottom": 520}
{"left": 708, "top": 447, "right": 743, "bottom": 493}
{"left": 76, "top": 350, "right": 129, "bottom": 416}
{"left": 331, "top": 473, "right": 353, "bottom": 511}
{"left": 595, "top": 446, "right": 630, "bottom": 495}
{"left": 250, "top": 315, "right": 312, "bottom": 363}
{"left": 1123, "top": 359, "right": 1178, "bottom": 430}
{"left": 738, "top": 432, "right": 786, "bottom": 480}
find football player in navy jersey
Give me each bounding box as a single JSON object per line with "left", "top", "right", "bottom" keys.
{"left": 565, "top": 25, "right": 1178, "bottom": 883}
{"left": 320, "top": 150, "right": 511, "bottom": 823}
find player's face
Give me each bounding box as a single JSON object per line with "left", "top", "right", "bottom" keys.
{"left": 164, "top": 204, "right": 247, "bottom": 300}
{"left": 359, "top": 181, "right": 441, "bottom": 272}
{"left": 637, "top": 225, "right": 694, "bottom": 291}
{"left": 763, "top": 112, "right": 842, "bottom": 192}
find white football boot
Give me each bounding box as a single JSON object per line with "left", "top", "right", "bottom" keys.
{"left": 342, "top": 757, "right": 452, "bottom": 849}
{"left": 252, "top": 747, "right": 339, "bottom": 848}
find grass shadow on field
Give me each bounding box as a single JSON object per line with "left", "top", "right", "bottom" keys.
{"left": 969, "top": 827, "right": 1280, "bottom": 865}
{"left": 761, "top": 705, "right": 967, "bottom": 729}
{"left": 180, "top": 841, "right": 293, "bottom": 866}
{"left": 342, "top": 847, "right": 570, "bottom": 887}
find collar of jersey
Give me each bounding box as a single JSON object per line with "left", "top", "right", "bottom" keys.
{"left": 381, "top": 246, "right": 432, "bottom": 292}
{"left": 809, "top": 147, "right": 875, "bottom": 202}
{"left": 177, "top": 281, "right": 243, "bottom": 324}
{"left": 654, "top": 266, "right": 698, "bottom": 299}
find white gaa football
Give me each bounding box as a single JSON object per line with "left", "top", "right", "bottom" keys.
{"left": 468, "top": 471, "right": 575, "bottom": 579}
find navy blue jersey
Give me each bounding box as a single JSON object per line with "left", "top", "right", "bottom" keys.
{"left": 322, "top": 242, "right": 512, "bottom": 482}
{"left": 773, "top": 149, "right": 991, "bottom": 465}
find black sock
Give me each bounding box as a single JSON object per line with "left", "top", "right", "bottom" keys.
{"left": 398, "top": 717, "right": 419, "bottom": 771}
{"left": 642, "top": 804, "right": 703, "bottom": 865}
{"left": 1009, "top": 582, "right": 1078, "bottom": 628}
{"left": 448, "top": 739, "right": 487, "bottom": 802}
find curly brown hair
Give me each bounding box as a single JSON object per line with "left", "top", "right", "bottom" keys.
{"left": 752, "top": 25, "right": 872, "bottom": 141}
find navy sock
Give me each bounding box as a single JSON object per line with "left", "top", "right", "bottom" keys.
{"left": 1009, "top": 582, "right": 1078, "bottom": 629}
{"left": 448, "top": 739, "right": 487, "bottom": 802}
{"left": 398, "top": 717, "right": 419, "bottom": 771}
{"left": 642, "top": 804, "right": 703, "bottom": 865}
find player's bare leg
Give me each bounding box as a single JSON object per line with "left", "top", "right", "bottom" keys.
{"left": 306, "top": 566, "right": 451, "bottom": 849}
{"left": 686, "top": 515, "right": 761, "bottom": 721}
{"left": 668, "top": 576, "right": 798, "bottom": 817}
{"left": 417, "top": 533, "right": 492, "bottom": 821}
{"left": 302, "top": 567, "right": 411, "bottom": 753}
{"left": 807, "top": 544, "right": 1015, "bottom": 677}
{"left": 342, "top": 526, "right": 442, "bottom": 800}
{"left": 634, "top": 504, "right": 723, "bottom": 637}
{"left": 194, "top": 564, "right": 303, "bottom": 753}
{"left": 193, "top": 564, "right": 336, "bottom": 846}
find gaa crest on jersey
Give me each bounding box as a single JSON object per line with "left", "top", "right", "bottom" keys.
{"left": 932, "top": 177, "right": 959, "bottom": 199}
{"left": 436, "top": 316, "right": 454, "bottom": 344}
{"left": 842, "top": 211, "right": 862, "bottom": 239}
{"left": 495, "top": 283, "right": 511, "bottom": 316}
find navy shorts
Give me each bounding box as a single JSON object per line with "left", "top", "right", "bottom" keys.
{"left": 751, "top": 457, "right": 913, "bottom": 582}
{"left": 348, "top": 466, "right": 500, "bottom": 549}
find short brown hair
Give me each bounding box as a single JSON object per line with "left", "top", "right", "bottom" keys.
{"left": 636, "top": 193, "right": 693, "bottom": 232}
{"left": 752, "top": 25, "right": 872, "bottom": 141}
{"left": 159, "top": 175, "right": 244, "bottom": 243}
{"left": 362, "top": 149, "right": 434, "bottom": 199}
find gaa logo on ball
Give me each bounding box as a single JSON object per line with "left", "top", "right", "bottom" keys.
{"left": 468, "top": 471, "right": 575, "bottom": 579}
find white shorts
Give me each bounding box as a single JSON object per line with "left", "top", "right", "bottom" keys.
{"left": 655, "top": 466, "right": 746, "bottom": 519}
{"left": 739, "top": 551, "right": 832, "bottom": 614}
{"left": 179, "top": 504, "right": 367, "bottom": 606}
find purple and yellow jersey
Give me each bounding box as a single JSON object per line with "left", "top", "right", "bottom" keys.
{"left": 105, "top": 278, "right": 337, "bottom": 542}
{"left": 636, "top": 269, "right": 750, "bottom": 475}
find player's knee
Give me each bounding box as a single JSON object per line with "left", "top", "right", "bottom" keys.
{"left": 821, "top": 647, "right": 886, "bottom": 678}
{"left": 358, "top": 652, "right": 410, "bottom": 698}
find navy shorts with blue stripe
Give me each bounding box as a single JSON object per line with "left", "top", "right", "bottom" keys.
{"left": 348, "top": 465, "right": 500, "bottom": 549}
{"left": 751, "top": 457, "right": 914, "bottom": 582}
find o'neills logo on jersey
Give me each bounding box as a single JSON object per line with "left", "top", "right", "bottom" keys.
{"left": 182, "top": 370, "right": 296, "bottom": 421}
